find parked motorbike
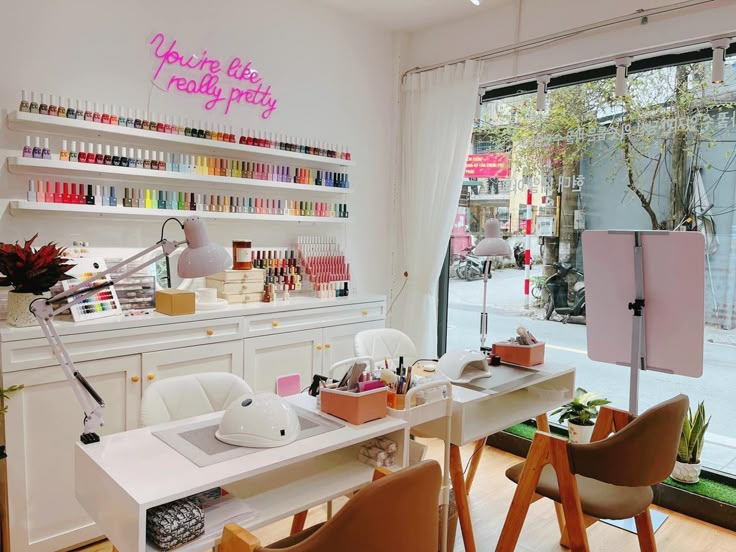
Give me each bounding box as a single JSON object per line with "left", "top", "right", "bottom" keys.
{"left": 543, "top": 262, "right": 585, "bottom": 322}
{"left": 455, "top": 248, "right": 486, "bottom": 281}
{"left": 513, "top": 243, "right": 531, "bottom": 269}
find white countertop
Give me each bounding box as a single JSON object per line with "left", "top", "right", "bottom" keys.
{"left": 0, "top": 294, "right": 385, "bottom": 342}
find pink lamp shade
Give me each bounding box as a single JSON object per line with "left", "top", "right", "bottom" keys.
{"left": 474, "top": 219, "right": 512, "bottom": 257}
{"left": 177, "top": 217, "right": 231, "bottom": 278}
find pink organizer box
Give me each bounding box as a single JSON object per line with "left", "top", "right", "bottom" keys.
{"left": 320, "top": 386, "right": 388, "bottom": 425}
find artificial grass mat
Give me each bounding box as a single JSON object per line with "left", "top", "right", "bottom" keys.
{"left": 503, "top": 422, "right": 736, "bottom": 507}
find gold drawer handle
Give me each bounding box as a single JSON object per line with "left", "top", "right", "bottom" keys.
{"left": 361, "top": 310, "right": 368, "bottom": 316}
{"left": 325, "top": 343, "right": 331, "bottom": 349}
{"left": 272, "top": 321, "right": 279, "bottom": 327}
{"left": 131, "top": 376, "right": 140, "bottom": 383}
{"left": 316, "top": 344, "right": 323, "bottom": 350}
{"left": 147, "top": 373, "right": 155, "bottom": 381}
{"left": 206, "top": 328, "right": 215, "bottom": 336}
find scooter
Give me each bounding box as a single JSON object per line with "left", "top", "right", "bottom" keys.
{"left": 543, "top": 262, "right": 585, "bottom": 322}
{"left": 455, "top": 249, "right": 486, "bottom": 281}
{"left": 513, "top": 243, "right": 531, "bottom": 269}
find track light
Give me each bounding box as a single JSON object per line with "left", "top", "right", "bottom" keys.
{"left": 536, "top": 75, "right": 550, "bottom": 112}
{"left": 711, "top": 39, "right": 730, "bottom": 84}
{"left": 615, "top": 57, "right": 632, "bottom": 97}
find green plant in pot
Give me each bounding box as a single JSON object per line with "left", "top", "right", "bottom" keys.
{"left": 0, "top": 234, "right": 74, "bottom": 327}
{"left": 552, "top": 387, "right": 611, "bottom": 444}
{"left": 671, "top": 401, "right": 709, "bottom": 484}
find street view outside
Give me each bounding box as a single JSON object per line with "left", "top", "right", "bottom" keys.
{"left": 450, "top": 53, "right": 736, "bottom": 475}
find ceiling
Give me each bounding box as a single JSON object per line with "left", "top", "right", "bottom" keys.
{"left": 314, "top": 0, "right": 510, "bottom": 32}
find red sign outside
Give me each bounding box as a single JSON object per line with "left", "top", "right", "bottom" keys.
{"left": 464, "top": 153, "right": 510, "bottom": 179}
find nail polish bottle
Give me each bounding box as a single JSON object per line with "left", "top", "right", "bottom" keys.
{"left": 103, "top": 145, "right": 112, "bottom": 165}
{"left": 44, "top": 180, "right": 53, "bottom": 202}
{"left": 101, "top": 185, "right": 109, "bottom": 206}
{"left": 33, "top": 179, "right": 42, "bottom": 202}
{"left": 128, "top": 108, "right": 136, "bottom": 128}
{"left": 120, "top": 146, "right": 128, "bottom": 167}
{"left": 23, "top": 136, "right": 32, "bottom": 157}
{"left": 140, "top": 111, "right": 148, "bottom": 130}
{"left": 128, "top": 147, "right": 136, "bottom": 167}
{"left": 170, "top": 153, "right": 178, "bottom": 172}
{"left": 184, "top": 119, "right": 191, "bottom": 137}
{"left": 29, "top": 92, "right": 39, "bottom": 114}
{"left": 83, "top": 101, "right": 92, "bottom": 121}
{"left": 117, "top": 106, "right": 125, "bottom": 126}
{"left": 61, "top": 182, "right": 69, "bottom": 203}
{"left": 93, "top": 102, "right": 101, "bottom": 123}
{"left": 86, "top": 184, "right": 95, "bottom": 205}
{"left": 163, "top": 116, "right": 171, "bottom": 134}
{"left": 110, "top": 105, "right": 118, "bottom": 126}
{"left": 32, "top": 136, "right": 42, "bottom": 158}
{"left": 95, "top": 185, "right": 104, "bottom": 205}
{"left": 96, "top": 144, "right": 104, "bottom": 164}
{"left": 65, "top": 98, "right": 75, "bottom": 119}
{"left": 136, "top": 148, "right": 144, "bottom": 169}
{"left": 78, "top": 142, "right": 87, "bottom": 163}
{"left": 123, "top": 188, "right": 131, "bottom": 208}
{"left": 150, "top": 151, "right": 158, "bottom": 170}
{"left": 204, "top": 123, "right": 212, "bottom": 140}
{"left": 75, "top": 100, "right": 84, "bottom": 120}
{"left": 48, "top": 95, "right": 58, "bottom": 117}
{"left": 27, "top": 179, "right": 36, "bottom": 202}
{"left": 101, "top": 104, "right": 110, "bottom": 124}
{"left": 110, "top": 186, "right": 117, "bottom": 207}
{"left": 112, "top": 146, "right": 120, "bottom": 166}
{"left": 143, "top": 150, "right": 151, "bottom": 170}
{"left": 57, "top": 96, "right": 67, "bottom": 118}
{"left": 19, "top": 90, "right": 30, "bottom": 112}
{"left": 59, "top": 140, "right": 69, "bottom": 161}
{"left": 156, "top": 113, "right": 165, "bottom": 133}
{"left": 87, "top": 142, "right": 96, "bottom": 163}
{"left": 158, "top": 151, "right": 166, "bottom": 171}
{"left": 69, "top": 141, "right": 78, "bottom": 162}
{"left": 197, "top": 122, "right": 206, "bottom": 139}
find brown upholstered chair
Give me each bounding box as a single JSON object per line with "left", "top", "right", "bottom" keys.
{"left": 220, "top": 460, "right": 442, "bottom": 552}
{"left": 496, "top": 394, "right": 688, "bottom": 552}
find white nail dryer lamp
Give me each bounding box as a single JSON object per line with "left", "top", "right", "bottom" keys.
{"left": 216, "top": 392, "right": 300, "bottom": 448}
{"left": 438, "top": 349, "right": 491, "bottom": 383}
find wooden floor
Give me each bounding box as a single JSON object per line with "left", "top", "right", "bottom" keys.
{"left": 75, "top": 440, "right": 736, "bottom": 552}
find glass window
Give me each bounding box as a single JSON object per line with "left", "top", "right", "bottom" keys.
{"left": 448, "top": 53, "right": 736, "bottom": 477}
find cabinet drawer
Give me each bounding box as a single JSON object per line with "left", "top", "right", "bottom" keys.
{"left": 1, "top": 318, "right": 244, "bottom": 372}
{"left": 245, "top": 302, "right": 385, "bottom": 337}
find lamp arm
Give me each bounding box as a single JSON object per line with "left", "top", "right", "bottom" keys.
{"left": 30, "top": 238, "right": 184, "bottom": 443}
{"left": 479, "top": 259, "right": 491, "bottom": 351}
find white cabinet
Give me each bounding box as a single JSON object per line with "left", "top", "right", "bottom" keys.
{"left": 243, "top": 329, "right": 322, "bottom": 392}
{"left": 243, "top": 321, "right": 384, "bottom": 392}
{"left": 2, "top": 355, "right": 141, "bottom": 552}
{"left": 140, "top": 340, "right": 244, "bottom": 393}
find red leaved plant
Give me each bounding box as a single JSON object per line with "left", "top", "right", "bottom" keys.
{"left": 0, "top": 234, "right": 74, "bottom": 294}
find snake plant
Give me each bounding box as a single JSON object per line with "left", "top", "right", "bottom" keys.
{"left": 677, "top": 401, "right": 710, "bottom": 464}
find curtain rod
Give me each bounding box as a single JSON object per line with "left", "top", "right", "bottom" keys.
{"left": 402, "top": 0, "right": 721, "bottom": 80}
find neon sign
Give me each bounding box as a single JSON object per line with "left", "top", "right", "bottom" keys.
{"left": 150, "top": 32, "right": 278, "bottom": 119}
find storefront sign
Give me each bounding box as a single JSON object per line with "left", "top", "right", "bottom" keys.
{"left": 465, "top": 153, "right": 510, "bottom": 178}
{"left": 150, "top": 32, "right": 278, "bottom": 119}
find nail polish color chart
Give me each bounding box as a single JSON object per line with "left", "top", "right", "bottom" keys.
{"left": 60, "top": 258, "right": 122, "bottom": 322}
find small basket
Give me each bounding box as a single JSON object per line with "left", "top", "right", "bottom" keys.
{"left": 320, "top": 386, "right": 388, "bottom": 424}
{"left": 492, "top": 341, "right": 545, "bottom": 367}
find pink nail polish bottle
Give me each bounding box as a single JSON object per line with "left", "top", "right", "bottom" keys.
{"left": 22, "top": 135, "right": 32, "bottom": 157}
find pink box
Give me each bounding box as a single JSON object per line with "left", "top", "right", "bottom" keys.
{"left": 320, "top": 387, "right": 388, "bottom": 425}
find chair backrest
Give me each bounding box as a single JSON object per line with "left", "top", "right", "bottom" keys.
{"left": 354, "top": 328, "right": 418, "bottom": 363}
{"left": 140, "top": 372, "right": 252, "bottom": 426}
{"left": 259, "top": 461, "right": 441, "bottom": 552}
{"left": 566, "top": 394, "right": 689, "bottom": 487}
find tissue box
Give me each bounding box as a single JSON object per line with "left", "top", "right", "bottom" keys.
{"left": 155, "top": 290, "right": 195, "bottom": 316}
{"left": 492, "top": 342, "right": 545, "bottom": 367}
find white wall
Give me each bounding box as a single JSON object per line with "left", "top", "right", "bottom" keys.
{"left": 0, "top": 0, "right": 396, "bottom": 295}
{"left": 405, "top": 0, "right": 736, "bottom": 84}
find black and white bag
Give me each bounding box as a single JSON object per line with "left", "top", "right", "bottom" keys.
{"left": 146, "top": 498, "right": 204, "bottom": 550}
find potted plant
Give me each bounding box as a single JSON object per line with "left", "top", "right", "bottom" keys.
{"left": 0, "top": 234, "right": 74, "bottom": 327}
{"left": 671, "top": 401, "right": 710, "bottom": 484}
{"left": 0, "top": 384, "right": 24, "bottom": 459}
{"left": 552, "top": 387, "right": 611, "bottom": 444}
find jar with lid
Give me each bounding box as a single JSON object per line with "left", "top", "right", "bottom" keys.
{"left": 232, "top": 240, "right": 252, "bottom": 270}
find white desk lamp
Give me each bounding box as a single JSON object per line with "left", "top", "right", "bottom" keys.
{"left": 30, "top": 217, "right": 231, "bottom": 444}
{"left": 473, "top": 219, "right": 512, "bottom": 352}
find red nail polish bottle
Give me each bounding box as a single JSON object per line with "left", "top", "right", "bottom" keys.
{"left": 104, "top": 145, "right": 112, "bottom": 165}
{"left": 101, "top": 103, "right": 110, "bottom": 124}
{"left": 78, "top": 143, "right": 87, "bottom": 163}
{"left": 239, "top": 127, "right": 247, "bottom": 145}
{"left": 95, "top": 144, "right": 104, "bottom": 164}
{"left": 93, "top": 103, "right": 101, "bottom": 123}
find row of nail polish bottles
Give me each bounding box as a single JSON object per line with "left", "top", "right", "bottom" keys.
{"left": 22, "top": 136, "right": 51, "bottom": 159}
{"left": 27, "top": 179, "right": 117, "bottom": 206}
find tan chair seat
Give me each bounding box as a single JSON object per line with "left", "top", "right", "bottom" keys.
{"left": 506, "top": 462, "right": 653, "bottom": 520}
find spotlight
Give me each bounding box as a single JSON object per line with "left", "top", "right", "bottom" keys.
{"left": 470, "top": 0, "right": 481, "bottom": 5}
{"left": 615, "top": 57, "right": 632, "bottom": 97}
{"left": 711, "top": 39, "right": 730, "bottom": 84}
{"left": 536, "top": 75, "right": 550, "bottom": 112}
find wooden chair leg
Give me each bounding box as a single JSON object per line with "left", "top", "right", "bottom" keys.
{"left": 326, "top": 500, "right": 333, "bottom": 520}
{"left": 496, "top": 434, "right": 552, "bottom": 552}
{"left": 221, "top": 523, "right": 261, "bottom": 552}
{"left": 464, "top": 437, "right": 486, "bottom": 494}
{"left": 535, "top": 414, "right": 567, "bottom": 537}
{"left": 548, "top": 438, "right": 589, "bottom": 552}
{"left": 560, "top": 515, "right": 598, "bottom": 548}
{"left": 634, "top": 510, "right": 657, "bottom": 552}
{"left": 290, "top": 510, "right": 308, "bottom": 535}
{"left": 450, "top": 444, "right": 477, "bottom": 552}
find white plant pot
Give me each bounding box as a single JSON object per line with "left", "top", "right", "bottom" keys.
{"left": 568, "top": 421, "right": 595, "bottom": 444}
{"left": 7, "top": 291, "right": 44, "bottom": 327}
{"left": 671, "top": 460, "right": 701, "bottom": 484}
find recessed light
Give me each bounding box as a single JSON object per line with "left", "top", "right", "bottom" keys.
{"left": 470, "top": 0, "right": 481, "bottom": 6}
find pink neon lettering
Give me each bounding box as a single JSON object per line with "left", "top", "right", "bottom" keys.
{"left": 151, "top": 33, "right": 277, "bottom": 118}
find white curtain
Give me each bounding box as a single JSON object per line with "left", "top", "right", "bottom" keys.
{"left": 392, "top": 61, "right": 481, "bottom": 356}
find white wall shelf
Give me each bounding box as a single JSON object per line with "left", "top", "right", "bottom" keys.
{"left": 9, "top": 201, "right": 347, "bottom": 224}
{"left": 7, "top": 111, "right": 354, "bottom": 168}
{"left": 8, "top": 157, "right": 350, "bottom": 195}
